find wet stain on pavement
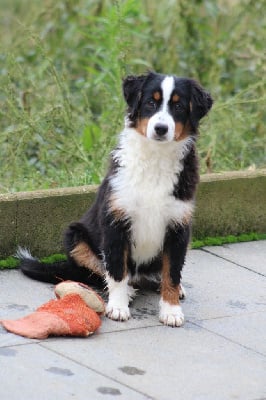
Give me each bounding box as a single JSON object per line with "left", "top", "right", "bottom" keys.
{"left": 227, "top": 300, "right": 247, "bottom": 309}
{"left": 119, "top": 366, "right": 146, "bottom": 376}
{"left": 97, "top": 387, "right": 121, "bottom": 395}
{"left": 131, "top": 307, "right": 157, "bottom": 320}
{"left": 46, "top": 367, "right": 74, "bottom": 376}
{"left": 7, "top": 304, "right": 29, "bottom": 311}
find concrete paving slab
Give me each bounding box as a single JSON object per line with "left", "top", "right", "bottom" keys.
{"left": 0, "top": 271, "right": 53, "bottom": 347}
{"left": 182, "top": 249, "right": 266, "bottom": 321}
{"left": 0, "top": 343, "right": 151, "bottom": 400}
{"left": 203, "top": 240, "right": 266, "bottom": 275}
{"left": 196, "top": 311, "right": 266, "bottom": 356}
{"left": 1, "top": 242, "right": 266, "bottom": 400}
{"left": 43, "top": 324, "right": 266, "bottom": 400}
{"left": 0, "top": 325, "right": 38, "bottom": 347}
{"left": 0, "top": 270, "right": 54, "bottom": 314}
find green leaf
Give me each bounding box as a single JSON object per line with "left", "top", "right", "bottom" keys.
{"left": 82, "top": 125, "right": 93, "bottom": 151}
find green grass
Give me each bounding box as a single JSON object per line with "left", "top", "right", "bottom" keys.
{"left": 191, "top": 232, "right": 266, "bottom": 249}
{"left": 0, "top": 0, "right": 265, "bottom": 193}
{"left": 0, "top": 256, "right": 20, "bottom": 270}
{"left": 0, "top": 254, "right": 67, "bottom": 270}
{"left": 1, "top": 233, "right": 265, "bottom": 270}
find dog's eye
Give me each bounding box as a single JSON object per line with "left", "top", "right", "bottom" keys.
{"left": 174, "top": 102, "right": 182, "bottom": 111}
{"left": 147, "top": 99, "right": 157, "bottom": 109}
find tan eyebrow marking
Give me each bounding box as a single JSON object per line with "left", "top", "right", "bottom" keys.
{"left": 172, "top": 94, "right": 180, "bottom": 102}
{"left": 153, "top": 91, "right": 161, "bottom": 101}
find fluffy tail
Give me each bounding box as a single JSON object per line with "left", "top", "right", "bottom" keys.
{"left": 16, "top": 247, "right": 104, "bottom": 286}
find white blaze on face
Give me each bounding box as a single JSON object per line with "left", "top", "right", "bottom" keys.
{"left": 146, "top": 76, "right": 175, "bottom": 142}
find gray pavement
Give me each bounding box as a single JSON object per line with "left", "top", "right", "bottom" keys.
{"left": 0, "top": 241, "right": 265, "bottom": 400}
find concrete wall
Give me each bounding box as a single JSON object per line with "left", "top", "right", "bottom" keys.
{"left": 0, "top": 170, "right": 265, "bottom": 258}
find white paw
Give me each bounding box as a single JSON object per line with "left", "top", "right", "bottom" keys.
{"left": 159, "top": 311, "right": 184, "bottom": 327}
{"left": 105, "top": 274, "right": 131, "bottom": 321}
{"left": 105, "top": 304, "right": 131, "bottom": 321}
{"left": 159, "top": 299, "right": 185, "bottom": 327}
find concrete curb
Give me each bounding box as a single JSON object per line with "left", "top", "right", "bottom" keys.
{"left": 0, "top": 170, "right": 265, "bottom": 258}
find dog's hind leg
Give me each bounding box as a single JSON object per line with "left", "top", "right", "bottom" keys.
{"left": 70, "top": 242, "right": 104, "bottom": 277}
{"left": 64, "top": 222, "right": 104, "bottom": 278}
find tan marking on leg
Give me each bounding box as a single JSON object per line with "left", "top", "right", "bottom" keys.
{"left": 136, "top": 117, "right": 149, "bottom": 137}
{"left": 70, "top": 242, "right": 103, "bottom": 277}
{"left": 161, "top": 254, "right": 180, "bottom": 305}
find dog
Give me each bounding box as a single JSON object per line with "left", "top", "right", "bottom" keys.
{"left": 18, "top": 72, "right": 213, "bottom": 327}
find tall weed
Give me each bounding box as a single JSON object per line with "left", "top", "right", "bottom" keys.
{"left": 0, "top": 0, "right": 265, "bottom": 192}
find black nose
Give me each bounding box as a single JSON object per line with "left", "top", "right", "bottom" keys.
{"left": 154, "top": 123, "right": 168, "bottom": 136}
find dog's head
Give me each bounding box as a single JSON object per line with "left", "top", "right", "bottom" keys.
{"left": 123, "top": 72, "right": 213, "bottom": 142}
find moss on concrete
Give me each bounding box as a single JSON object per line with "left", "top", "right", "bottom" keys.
{"left": 191, "top": 232, "right": 266, "bottom": 249}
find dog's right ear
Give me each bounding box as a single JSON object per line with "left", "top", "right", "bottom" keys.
{"left": 123, "top": 74, "right": 147, "bottom": 108}
{"left": 123, "top": 72, "right": 157, "bottom": 123}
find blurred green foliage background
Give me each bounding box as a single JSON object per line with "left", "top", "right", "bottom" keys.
{"left": 0, "top": 0, "right": 265, "bottom": 193}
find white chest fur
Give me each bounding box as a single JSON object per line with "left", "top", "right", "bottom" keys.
{"left": 110, "top": 128, "right": 193, "bottom": 265}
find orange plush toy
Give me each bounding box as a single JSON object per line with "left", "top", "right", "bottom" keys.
{"left": 0, "top": 281, "right": 105, "bottom": 339}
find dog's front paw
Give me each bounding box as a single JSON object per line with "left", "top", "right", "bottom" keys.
{"left": 159, "top": 311, "right": 184, "bottom": 327}
{"left": 105, "top": 304, "right": 131, "bottom": 321}
{"left": 105, "top": 274, "right": 131, "bottom": 321}
{"left": 159, "top": 300, "right": 184, "bottom": 327}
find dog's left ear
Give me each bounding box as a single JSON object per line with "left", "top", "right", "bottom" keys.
{"left": 189, "top": 80, "right": 213, "bottom": 129}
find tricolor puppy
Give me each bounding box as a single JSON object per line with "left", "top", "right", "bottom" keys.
{"left": 18, "top": 72, "right": 213, "bottom": 327}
